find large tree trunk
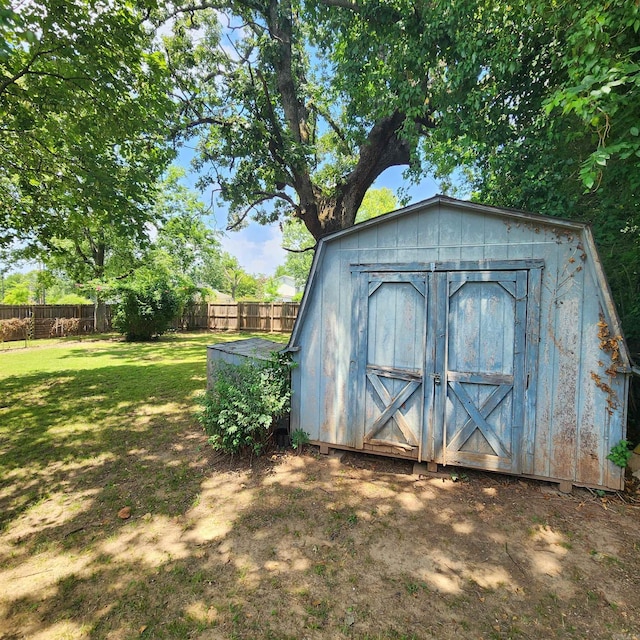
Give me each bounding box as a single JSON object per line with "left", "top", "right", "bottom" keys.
{"left": 95, "top": 297, "right": 107, "bottom": 333}
{"left": 264, "top": 0, "right": 418, "bottom": 242}
{"left": 92, "top": 238, "right": 107, "bottom": 332}
{"left": 299, "top": 111, "right": 415, "bottom": 241}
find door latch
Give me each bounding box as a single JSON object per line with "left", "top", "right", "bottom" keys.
{"left": 432, "top": 373, "right": 441, "bottom": 385}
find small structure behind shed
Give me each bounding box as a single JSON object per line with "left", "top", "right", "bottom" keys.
{"left": 288, "top": 196, "right": 632, "bottom": 491}
{"left": 207, "top": 338, "right": 283, "bottom": 389}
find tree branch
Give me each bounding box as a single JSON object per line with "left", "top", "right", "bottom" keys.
{"left": 184, "top": 116, "right": 227, "bottom": 130}
{"left": 226, "top": 191, "right": 300, "bottom": 231}
{"left": 316, "top": 0, "right": 362, "bottom": 10}
{"left": 254, "top": 68, "right": 295, "bottom": 185}
{"left": 0, "top": 46, "right": 63, "bottom": 96}
{"left": 309, "top": 102, "right": 351, "bottom": 155}
{"left": 283, "top": 243, "right": 316, "bottom": 253}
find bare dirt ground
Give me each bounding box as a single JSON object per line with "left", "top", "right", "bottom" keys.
{"left": 2, "top": 435, "right": 639, "bottom": 640}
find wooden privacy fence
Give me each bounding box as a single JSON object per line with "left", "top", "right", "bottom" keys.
{"left": 177, "top": 302, "right": 299, "bottom": 333}
{"left": 0, "top": 305, "right": 103, "bottom": 341}
{"left": 0, "top": 302, "right": 298, "bottom": 342}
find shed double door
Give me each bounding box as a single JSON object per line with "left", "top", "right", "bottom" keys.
{"left": 355, "top": 267, "right": 537, "bottom": 473}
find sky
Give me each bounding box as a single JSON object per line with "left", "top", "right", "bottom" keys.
{"left": 176, "top": 145, "right": 441, "bottom": 276}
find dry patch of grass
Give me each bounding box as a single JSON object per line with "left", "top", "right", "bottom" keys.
{"left": 0, "top": 332, "right": 639, "bottom": 639}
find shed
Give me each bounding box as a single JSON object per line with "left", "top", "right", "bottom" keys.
{"left": 287, "top": 196, "right": 632, "bottom": 491}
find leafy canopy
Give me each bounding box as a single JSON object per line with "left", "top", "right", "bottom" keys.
{"left": 0, "top": 0, "right": 177, "bottom": 250}
{"left": 162, "top": 0, "right": 432, "bottom": 240}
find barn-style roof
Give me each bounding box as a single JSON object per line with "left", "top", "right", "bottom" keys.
{"left": 289, "top": 195, "right": 632, "bottom": 370}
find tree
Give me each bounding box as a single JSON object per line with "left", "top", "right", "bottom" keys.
{"left": 35, "top": 226, "right": 143, "bottom": 331}
{"left": 162, "top": 2, "right": 434, "bottom": 241}
{"left": 2, "top": 277, "right": 30, "bottom": 304}
{"left": 111, "top": 264, "right": 184, "bottom": 341}
{"left": 544, "top": 1, "right": 640, "bottom": 192}
{"left": 279, "top": 187, "right": 398, "bottom": 288}
{"left": 355, "top": 187, "right": 398, "bottom": 223}
{"left": 218, "top": 253, "right": 259, "bottom": 300}
{"left": 1, "top": 0, "right": 178, "bottom": 324}
{"left": 152, "top": 167, "right": 224, "bottom": 291}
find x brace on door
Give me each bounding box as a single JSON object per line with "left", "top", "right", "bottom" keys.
{"left": 446, "top": 381, "right": 512, "bottom": 459}
{"left": 364, "top": 367, "right": 421, "bottom": 450}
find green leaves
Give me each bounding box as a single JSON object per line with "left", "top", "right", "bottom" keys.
{"left": 110, "top": 266, "right": 184, "bottom": 341}
{"left": 0, "top": 0, "right": 177, "bottom": 250}
{"left": 199, "top": 355, "right": 293, "bottom": 455}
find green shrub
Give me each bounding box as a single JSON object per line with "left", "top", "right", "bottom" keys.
{"left": 291, "top": 428, "right": 310, "bottom": 453}
{"left": 199, "top": 353, "right": 292, "bottom": 456}
{"left": 607, "top": 439, "right": 632, "bottom": 468}
{"left": 111, "top": 268, "right": 183, "bottom": 341}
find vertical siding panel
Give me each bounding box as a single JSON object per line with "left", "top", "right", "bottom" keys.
{"left": 351, "top": 272, "right": 369, "bottom": 449}
{"left": 396, "top": 213, "right": 420, "bottom": 264}
{"left": 332, "top": 238, "right": 359, "bottom": 446}
{"left": 298, "top": 288, "right": 323, "bottom": 442}
{"left": 483, "top": 216, "right": 509, "bottom": 261}
{"left": 575, "top": 260, "right": 603, "bottom": 486}
{"left": 523, "top": 268, "right": 542, "bottom": 475}
{"left": 290, "top": 354, "right": 302, "bottom": 434}
{"left": 437, "top": 205, "right": 462, "bottom": 262}
{"left": 422, "top": 272, "right": 438, "bottom": 461}
{"left": 460, "top": 212, "right": 485, "bottom": 261}
{"left": 532, "top": 242, "right": 560, "bottom": 479}
{"left": 605, "top": 376, "right": 627, "bottom": 490}
{"left": 575, "top": 254, "right": 626, "bottom": 490}
{"left": 417, "top": 209, "right": 440, "bottom": 266}
{"left": 374, "top": 218, "right": 399, "bottom": 265}
{"left": 355, "top": 225, "right": 378, "bottom": 255}
{"left": 548, "top": 241, "right": 584, "bottom": 482}
{"left": 396, "top": 214, "right": 418, "bottom": 249}
{"left": 318, "top": 247, "right": 339, "bottom": 444}
{"left": 432, "top": 272, "right": 448, "bottom": 462}
{"left": 418, "top": 209, "right": 439, "bottom": 248}
{"left": 512, "top": 271, "right": 528, "bottom": 472}
{"left": 506, "top": 223, "right": 534, "bottom": 261}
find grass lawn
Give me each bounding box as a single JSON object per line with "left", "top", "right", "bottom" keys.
{"left": 0, "top": 331, "right": 284, "bottom": 522}
{"left": 1, "top": 332, "right": 639, "bottom": 640}
{"left": 0, "top": 331, "right": 288, "bottom": 639}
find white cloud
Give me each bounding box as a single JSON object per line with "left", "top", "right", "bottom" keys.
{"left": 221, "top": 223, "right": 285, "bottom": 276}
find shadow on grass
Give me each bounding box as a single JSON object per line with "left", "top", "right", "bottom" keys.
{"left": 0, "top": 332, "right": 290, "bottom": 532}
{"left": 0, "top": 359, "right": 208, "bottom": 533}
{"left": 2, "top": 450, "right": 639, "bottom": 640}
{"left": 55, "top": 331, "right": 290, "bottom": 363}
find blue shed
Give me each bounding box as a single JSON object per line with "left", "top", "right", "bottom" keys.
{"left": 287, "top": 196, "right": 632, "bottom": 491}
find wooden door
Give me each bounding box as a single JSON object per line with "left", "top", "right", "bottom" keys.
{"left": 441, "top": 271, "right": 528, "bottom": 472}
{"left": 359, "top": 273, "right": 427, "bottom": 455}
